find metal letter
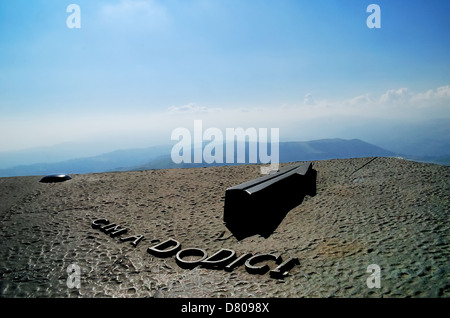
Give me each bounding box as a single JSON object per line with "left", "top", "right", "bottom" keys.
{"left": 176, "top": 248, "right": 208, "bottom": 269}
{"left": 147, "top": 238, "right": 181, "bottom": 258}
{"left": 201, "top": 248, "right": 236, "bottom": 269}
{"left": 92, "top": 218, "right": 109, "bottom": 229}
{"left": 269, "top": 257, "right": 300, "bottom": 279}
{"left": 120, "top": 235, "right": 144, "bottom": 247}
{"left": 245, "top": 254, "right": 282, "bottom": 275}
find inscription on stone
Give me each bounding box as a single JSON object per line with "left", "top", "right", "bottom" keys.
{"left": 91, "top": 218, "right": 299, "bottom": 279}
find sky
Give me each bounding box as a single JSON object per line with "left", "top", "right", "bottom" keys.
{"left": 0, "top": 0, "right": 449, "bottom": 154}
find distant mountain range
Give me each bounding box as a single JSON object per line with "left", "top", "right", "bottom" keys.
{"left": 0, "top": 145, "right": 172, "bottom": 177}
{"left": 125, "top": 138, "right": 397, "bottom": 171}
{"left": 0, "top": 138, "right": 447, "bottom": 178}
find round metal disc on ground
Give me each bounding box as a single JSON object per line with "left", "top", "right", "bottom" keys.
{"left": 39, "top": 174, "right": 72, "bottom": 183}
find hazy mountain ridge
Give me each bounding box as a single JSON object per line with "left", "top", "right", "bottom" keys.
{"left": 1, "top": 138, "right": 447, "bottom": 178}
{"left": 0, "top": 145, "right": 173, "bottom": 177}
{"left": 124, "top": 138, "right": 396, "bottom": 172}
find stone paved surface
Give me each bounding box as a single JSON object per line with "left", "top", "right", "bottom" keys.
{"left": 0, "top": 157, "right": 449, "bottom": 297}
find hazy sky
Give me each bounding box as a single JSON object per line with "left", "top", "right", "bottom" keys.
{"left": 0, "top": 0, "right": 449, "bottom": 152}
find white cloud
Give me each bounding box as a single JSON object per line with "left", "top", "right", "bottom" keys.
{"left": 2, "top": 85, "right": 449, "bottom": 152}
{"left": 303, "top": 93, "right": 315, "bottom": 105}
{"left": 412, "top": 85, "right": 450, "bottom": 102}
{"left": 379, "top": 87, "right": 410, "bottom": 104}
{"left": 344, "top": 94, "right": 373, "bottom": 106}
{"left": 435, "top": 85, "right": 450, "bottom": 98}
{"left": 322, "top": 85, "right": 450, "bottom": 119}
{"left": 167, "top": 103, "right": 212, "bottom": 114}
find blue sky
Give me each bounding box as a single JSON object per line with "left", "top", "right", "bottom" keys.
{"left": 0, "top": 0, "right": 449, "bottom": 153}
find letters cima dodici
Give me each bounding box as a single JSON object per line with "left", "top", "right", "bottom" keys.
{"left": 91, "top": 218, "right": 300, "bottom": 279}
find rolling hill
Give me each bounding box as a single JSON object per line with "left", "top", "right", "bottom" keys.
{"left": 5, "top": 137, "right": 438, "bottom": 177}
